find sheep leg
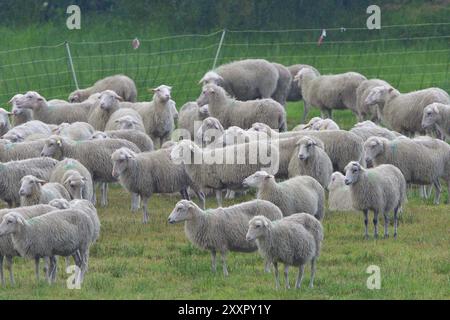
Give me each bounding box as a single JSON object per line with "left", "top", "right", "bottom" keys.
{"left": 284, "top": 265, "right": 290, "bottom": 289}
{"left": 0, "top": 255, "right": 4, "bottom": 286}
{"left": 295, "top": 264, "right": 305, "bottom": 289}
{"left": 302, "top": 103, "right": 310, "bottom": 123}
{"left": 35, "top": 257, "right": 40, "bottom": 282}
{"left": 363, "top": 209, "right": 369, "bottom": 240}
{"left": 273, "top": 262, "right": 280, "bottom": 289}
{"left": 180, "top": 189, "right": 190, "bottom": 201}
{"left": 220, "top": 252, "right": 229, "bottom": 277}
{"left": 383, "top": 211, "right": 389, "bottom": 239}
{"left": 131, "top": 193, "right": 140, "bottom": 212}
{"left": 210, "top": 250, "right": 217, "bottom": 273}
{"left": 193, "top": 190, "right": 206, "bottom": 210}
{"left": 309, "top": 258, "right": 316, "bottom": 288}
{"left": 393, "top": 206, "right": 399, "bottom": 239}
{"left": 142, "top": 196, "right": 150, "bottom": 224}
{"left": 215, "top": 190, "right": 223, "bottom": 207}
{"left": 373, "top": 210, "right": 379, "bottom": 239}
{"left": 48, "top": 256, "right": 57, "bottom": 284}
{"left": 433, "top": 180, "right": 441, "bottom": 205}
{"left": 100, "top": 183, "right": 109, "bottom": 207}
{"left": 447, "top": 180, "right": 450, "bottom": 204}
{"left": 264, "top": 260, "right": 271, "bottom": 273}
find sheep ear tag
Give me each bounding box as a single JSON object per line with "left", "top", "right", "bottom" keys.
{"left": 57, "top": 139, "right": 62, "bottom": 146}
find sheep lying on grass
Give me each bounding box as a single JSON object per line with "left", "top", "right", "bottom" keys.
{"left": 243, "top": 171, "right": 324, "bottom": 220}
{"left": 344, "top": 161, "right": 406, "bottom": 239}
{"left": 19, "top": 175, "right": 71, "bottom": 206}
{"left": 246, "top": 213, "right": 323, "bottom": 289}
{"left": 168, "top": 199, "right": 283, "bottom": 276}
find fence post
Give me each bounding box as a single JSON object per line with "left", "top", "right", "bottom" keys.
{"left": 65, "top": 41, "right": 79, "bottom": 90}
{"left": 212, "top": 29, "right": 227, "bottom": 69}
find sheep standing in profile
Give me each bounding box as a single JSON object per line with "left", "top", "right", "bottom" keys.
{"left": 344, "top": 161, "right": 406, "bottom": 239}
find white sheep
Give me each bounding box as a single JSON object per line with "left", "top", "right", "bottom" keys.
{"left": 195, "top": 116, "right": 225, "bottom": 148}
{"left": 2, "top": 120, "right": 52, "bottom": 142}
{"left": 271, "top": 62, "right": 292, "bottom": 106}
{"left": 54, "top": 122, "right": 95, "bottom": 141}
{"left": 0, "top": 109, "right": 12, "bottom": 136}
{"left": 422, "top": 103, "right": 450, "bottom": 140}
{"left": 168, "top": 199, "right": 283, "bottom": 276}
{"left": 349, "top": 120, "right": 401, "bottom": 142}
{"left": 178, "top": 102, "right": 210, "bottom": 140}
{"left": 344, "top": 161, "right": 407, "bottom": 239}
{"left": 19, "top": 175, "right": 71, "bottom": 206}
{"left": 286, "top": 64, "right": 320, "bottom": 102}
{"left": 355, "top": 79, "right": 391, "bottom": 122}
{"left": 327, "top": 172, "right": 355, "bottom": 212}
{"left": 104, "top": 108, "right": 145, "bottom": 133}
{"left": 91, "top": 130, "right": 154, "bottom": 152}
{"left": 309, "top": 118, "right": 340, "bottom": 131}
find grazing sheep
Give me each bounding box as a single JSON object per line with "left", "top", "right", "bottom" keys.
{"left": 0, "top": 157, "right": 58, "bottom": 208}
{"left": 200, "top": 59, "right": 279, "bottom": 102}
{"left": 195, "top": 116, "right": 225, "bottom": 147}
{"left": 69, "top": 74, "right": 137, "bottom": 103}
{"left": 197, "top": 84, "right": 287, "bottom": 131}
{"left": 40, "top": 135, "right": 140, "bottom": 207}
{"left": 0, "top": 210, "right": 93, "bottom": 284}
{"left": 328, "top": 172, "right": 355, "bottom": 212}
{"left": 13, "top": 91, "right": 99, "bottom": 124}
{"left": 286, "top": 64, "right": 320, "bottom": 102}
{"left": 0, "top": 109, "right": 12, "bottom": 136}
{"left": 170, "top": 139, "right": 279, "bottom": 207}
{"left": 295, "top": 68, "right": 366, "bottom": 122}
{"left": 168, "top": 199, "right": 283, "bottom": 276}
{"left": 0, "top": 139, "right": 47, "bottom": 162}
{"left": 288, "top": 136, "right": 333, "bottom": 189}
{"left": 246, "top": 214, "right": 322, "bottom": 289}
{"left": 249, "top": 123, "right": 364, "bottom": 172}
{"left": 243, "top": 171, "right": 325, "bottom": 220}
{"left": 54, "top": 122, "right": 95, "bottom": 141}
{"left": 271, "top": 62, "right": 292, "bottom": 106}
{"left": 355, "top": 79, "right": 391, "bottom": 122}
{"left": 178, "top": 102, "right": 210, "bottom": 140}
{"left": 364, "top": 136, "right": 450, "bottom": 204}
{"left": 344, "top": 161, "right": 406, "bottom": 239}
{"left": 2, "top": 120, "right": 52, "bottom": 142}
{"left": 49, "top": 158, "right": 94, "bottom": 202}
{"left": 111, "top": 147, "right": 205, "bottom": 224}
{"left": 91, "top": 130, "right": 154, "bottom": 152}
{"left": 19, "top": 175, "right": 71, "bottom": 206}
{"left": 0, "top": 204, "right": 59, "bottom": 285}
{"left": 104, "top": 108, "right": 145, "bottom": 133}
{"left": 365, "top": 86, "right": 450, "bottom": 136}
{"left": 350, "top": 120, "right": 401, "bottom": 142}
{"left": 422, "top": 103, "right": 450, "bottom": 139}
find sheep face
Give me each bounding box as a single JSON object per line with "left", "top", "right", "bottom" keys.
{"left": 11, "top": 104, "right": 26, "bottom": 116}
{"left": 49, "top": 198, "right": 70, "bottom": 209}
{"left": 19, "top": 175, "right": 45, "bottom": 197}
{"left": 246, "top": 216, "right": 270, "bottom": 241}
{"left": 111, "top": 147, "right": 135, "bottom": 178}
{"left": 170, "top": 140, "right": 197, "bottom": 164}
{"left": 250, "top": 122, "right": 271, "bottom": 134}
{"left": 243, "top": 171, "right": 271, "bottom": 188}
{"left": 294, "top": 68, "right": 316, "bottom": 86}
{"left": 3, "top": 131, "right": 24, "bottom": 143}
{"left": 422, "top": 104, "right": 440, "bottom": 130}
{"left": 196, "top": 84, "right": 217, "bottom": 107}
{"left": 41, "top": 136, "right": 64, "bottom": 159}
{"left": 63, "top": 171, "right": 87, "bottom": 199}
{"left": 297, "top": 137, "right": 318, "bottom": 161}
{"left": 14, "top": 91, "right": 46, "bottom": 110}
{"left": 99, "top": 90, "right": 123, "bottom": 110}
{"left": 68, "top": 90, "right": 82, "bottom": 103}
{"left": 363, "top": 137, "right": 384, "bottom": 166}
{"left": 168, "top": 200, "right": 195, "bottom": 224}
{"left": 221, "top": 126, "right": 248, "bottom": 146}
{"left": 115, "top": 116, "right": 139, "bottom": 130}
{"left": 152, "top": 85, "right": 172, "bottom": 104}
{"left": 328, "top": 172, "right": 345, "bottom": 190}
{"left": 198, "top": 104, "right": 210, "bottom": 117}
{"left": 364, "top": 86, "right": 391, "bottom": 107}
{"left": 199, "top": 71, "right": 224, "bottom": 87}
{"left": 91, "top": 131, "right": 108, "bottom": 140}
{"left": 0, "top": 212, "right": 26, "bottom": 236}
{"left": 344, "top": 161, "right": 362, "bottom": 185}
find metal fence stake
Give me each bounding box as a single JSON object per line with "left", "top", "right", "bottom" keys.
{"left": 65, "top": 41, "right": 79, "bottom": 90}
{"left": 212, "top": 29, "right": 226, "bottom": 69}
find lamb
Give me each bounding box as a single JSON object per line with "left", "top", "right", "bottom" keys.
{"left": 328, "top": 172, "right": 355, "bottom": 211}
{"left": 54, "top": 122, "right": 95, "bottom": 141}
{"left": 364, "top": 136, "right": 450, "bottom": 204}
{"left": 196, "top": 83, "right": 287, "bottom": 131}
{"left": 111, "top": 147, "right": 205, "bottom": 224}
{"left": 0, "top": 157, "right": 58, "bottom": 208}
{"left": 2, "top": 120, "right": 52, "bottom": 142}
{"left": 286, "top": 64, "right": 320, "bottom": 102}
{"left": 170, "top": 139, "right": 279, "bottom": 206}
{"left": 177, "top": 102, "right": 210, "bottom": 140}
{"left": 168, "top": 199, "right": 283, "bottom": 276}
{"left": 355, "top": 79, "right": 391, "bottom": 122}
{"left": 344, "top": 162, "right": 406, "bottom": 239}
{"left": 68, "top": 74, "right": 137, "bottom": 103}
{"left": 243, "top": 171, "right": 325, "bottom": 220}
{"left": 49, "top": 158, "right": 94, "bottom": 202}
{"left": 246, "top": 214, "right": 322, "bottom": 289}
{"left": 288, "top": 136, "right": 334, "bottom": 189}
{"left": 200, "top": 59, "right": 279, "bottom": 102}
{"left": 0, "top": 210, "right": 93, "bottom": 285}
{"left": 271, "top": 62, "right": 292, "bottom": 106}
{"left": 0, "top": 109, "right": 12, "bottom": 136}
{"left": 40, "top": 135, "right": 140, "bottom": 207}
{"left": 19, "top": 175, "right": 71, "bottom": 206}
{"left": 294, "top": 68, "right": 367, "bottom": 122}
{"left": 364, "top": 86, "right": 450, "bottom": 136}
{"left": 0, "top": 204, "right": 59, "bottom": 285}
{"left": 249, "top": 123, "right": 364, "bottom": 172}
{"left": 105, "top": 109, "right": 145, "bottom": 133}
{"left": 13, "top": 91, "right": 100, "bottom": 124}
{"left": 349, "top": 120, "right": 401, "bottom": 142}
{"left": 422, "top": 103, "right": 450, "bottom": 139}
{"left": 91, "top": 130, "right": 154, "bottom": 152}
{"left": 195, "top": 117, "right": 224, "bottom": 147}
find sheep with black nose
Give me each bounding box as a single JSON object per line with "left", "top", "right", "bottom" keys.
{"left": 344, "top": 161, "right": 406, "bottom": 239}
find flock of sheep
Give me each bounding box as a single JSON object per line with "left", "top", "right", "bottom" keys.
{"left": 0, "top": 57, "right": 448, "bottom": 290}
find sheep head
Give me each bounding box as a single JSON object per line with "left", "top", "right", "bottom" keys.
{"left": 15, "top": 91, "right": 46, "bottom": 110}
{"left": 242, "top": 171, "right": 273, "bottom": 188}
{"left": 168, "top": 200, "right": 197, "bottom": 224}
{"left": 0, "top": 212, "right": 27, "bottom": 236}
{"left": 363, "top": 137, "right": 386, "bottom": 167}
{"left": 41, "top": 135, "right": 64, "bottom": 159}
{"left": 344, "top": 161, "right": 363, "bottom": 185}
{"left": 422, "top": 103, "right": 441, "bottom": 130}
{"left": 111, "top": 147, "right": 136, "bottom": 178}
{"left": 246, "top": 216, "right": 271, "bottom": 241}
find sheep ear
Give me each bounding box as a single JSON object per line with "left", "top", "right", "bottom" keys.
{"left": 370, "top": 140, "right": 377, "bottom": 146}
{"left": 198, "top": 76, "right": 206, "bottom": 85}
{"left": 36, "top": 179, "right": 46, "bottom": 185}
{"left": 388, "top": 87, "right": 394, "bottom": 93}
{"left": 63, "top": 177, "right": 71, "bottom": 185}
{"left": 432, "top": 104, "right": 439, "bottom": 113}
{"left": 263, "top": 219, "right": 268, "bottom": 227}
{"left": 148, "top": 88, "right": 157, "bottom": 93}
{"left": 56, "top": 139, "right": 62, "bottom": 146}
{"left": 16, "top": 215, "right": 25, "bottom": 225}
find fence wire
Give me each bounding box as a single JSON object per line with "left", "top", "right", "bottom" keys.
{"left": 0, "top": 23, "right": 449, "bottom": 107}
